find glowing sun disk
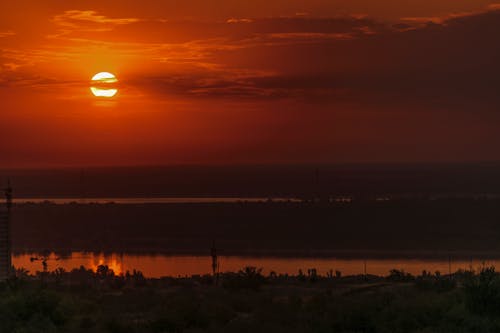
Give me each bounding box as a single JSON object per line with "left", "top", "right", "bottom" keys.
{"left": 91, "top": 72, "right": 118, "bottom": 83}
{"left": 90, "top": 72, "right": 118, "bottom": 97}
{"left": 90, "top": 87, "right": 118, "bottom": 97}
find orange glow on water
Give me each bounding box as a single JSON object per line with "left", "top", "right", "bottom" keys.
{"left": 89, "top": 254, "right": 124, "bottom": 275}
{"left": 11, "top": 252, "right": 496, "bottom": 278}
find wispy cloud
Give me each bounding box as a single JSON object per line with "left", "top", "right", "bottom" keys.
{"left": 53, "top": 10, "right": 140, "bottom": 27}
{"left": 51, "top": 10, "right": 140, "bottom": 37}
{"left": 0, "top": 31, "right": 15, "bottom": 38}
{"left": 3, "top": 5, "right": 500, "bottom": 110}
{"left": 401, "top": 2, "right": 500, "bottom": 25}
{"left": 226, "top": 18, "right": 253, "bottom": 24}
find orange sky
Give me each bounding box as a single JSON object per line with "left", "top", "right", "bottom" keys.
{"left": 2, "top": 1, "right": 500, "bottom": 167}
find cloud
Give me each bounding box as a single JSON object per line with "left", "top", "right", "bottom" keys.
{"left": 51, "top": 10, "right": 140, "bottom": 36}
{"left": 0, "top": 31, "right": 15, "bottom": 38}
{"left": 3, "top": 5, "right": 500, "bottom": 112}
{"left": 226, "top": 18, "right": 253, "bottom": 24}
{"left": 53, "top": 10, "right": 140, "bottom": 26}
{"left": 0, "top": 14, "right": 388, "bottom": 81}
{"left": 401, "top": 2, "right": 500, "bottom": 26}
{"left": 116, "top": 5, "right": 500, "bottom": 111}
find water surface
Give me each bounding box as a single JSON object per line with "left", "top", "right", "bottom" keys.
{"left": 12, "top": 252, "right": 496, "bottom": 277}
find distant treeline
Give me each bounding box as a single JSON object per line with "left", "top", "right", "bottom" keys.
{"left": 10, "top": 199, "right": 500, "bottom": 255}
{"left": 5, "top": 163, "right": 500, "bottom": 198}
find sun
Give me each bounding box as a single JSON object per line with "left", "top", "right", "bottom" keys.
{"left": 90, "top": 72, "right": 118, "bottom": 97}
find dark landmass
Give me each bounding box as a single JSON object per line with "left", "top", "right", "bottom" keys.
{"left": 4, "top": 163, "right": 500, "bottom": 199}
{"left": 11, "top": 199, "right": 500, "bottom": 257}
{"left": 2, "top": 265, "right": 500, "bottom": 332}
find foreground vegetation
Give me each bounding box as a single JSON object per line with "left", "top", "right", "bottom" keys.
{"left": 3, "top": 266, "right": 500, "bottom": 332}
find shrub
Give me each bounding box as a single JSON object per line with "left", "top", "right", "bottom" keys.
{"left": 387, "top": 269, "right": 414, "bottom": 282}
{"left": 463, "top": 266, "right": 500, "bottom": 315}
{"left": 222, "top": 267, "right": 265, "bottom": 290}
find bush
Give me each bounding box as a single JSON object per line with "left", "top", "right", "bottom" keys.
{"left": 0, "top": 289, "right": 71, "bottom": 332}
{"left": 464, "top": 266, "right": 500, "bottom": 315}
{"left": 415, "top": 272, "right": 456, "bottom": 292}
{"left": 222, "top": 267, "right": 265, "bottom": 290}
{"left": 387, "top": 269, "right": 414, "bottom": 282}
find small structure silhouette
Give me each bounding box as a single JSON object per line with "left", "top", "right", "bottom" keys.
{"left": 0, "top": 180, "right": 12, "bottom": 280}
{"left": 30, "top": 255, "right": 60, "bottom": 274}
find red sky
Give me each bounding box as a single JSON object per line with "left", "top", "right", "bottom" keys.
{"left": 1, "top": 1, "right": 500, "bottom": 167}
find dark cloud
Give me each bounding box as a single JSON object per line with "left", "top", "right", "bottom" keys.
{"left": 128, "top": 7, "right": 500, "bottom": 111}
{"left": 4, "top": 7, "right": 500, "bottom": 111}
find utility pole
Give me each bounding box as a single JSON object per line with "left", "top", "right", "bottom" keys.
{"left": 211, "top": 240, "right": 219, "bottom": 286}
{"left": 363, "top": 258, "right": 367, "bottom": 279}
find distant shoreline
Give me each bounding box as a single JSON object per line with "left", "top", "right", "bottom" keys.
{"left": 11, "top": 248, "right": 500, "bottom": 260}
